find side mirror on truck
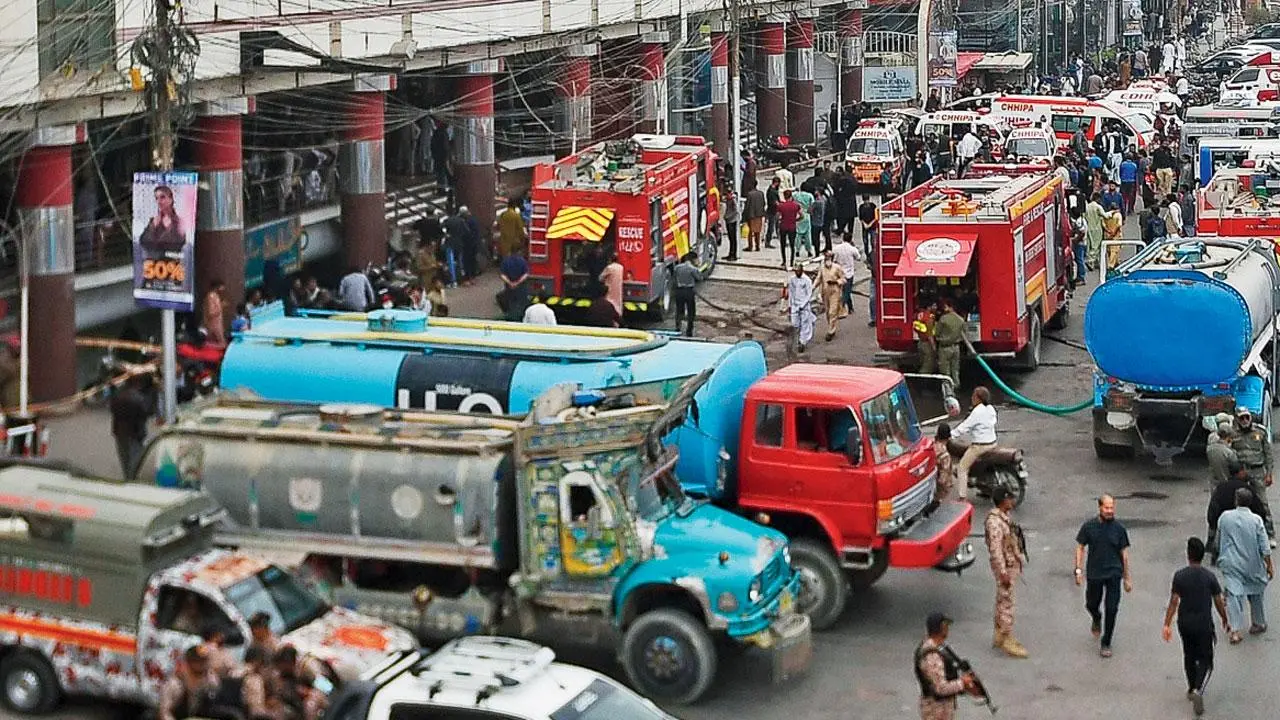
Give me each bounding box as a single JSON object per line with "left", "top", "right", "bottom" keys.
{"left": 844, "top": 427, "right": 862, "bottom": 466}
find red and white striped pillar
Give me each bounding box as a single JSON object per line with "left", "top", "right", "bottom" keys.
{"left": 755, "top": 19, "right": 787, "bottom": 140}
{"left": 562, "top": 44, "right": 597, "bottom": 153}
{"left": 839, "top": 4, "right": 866, "bottom": 105}
{"left": 456, "top": 60, "right": 499, "bottom": 242}
{"left": 16, "top": 125, "right": 83, "bottom": 403}
{"left": 340, "top": 75, "right": 392, "bottom": 272}
{"left": 710, "top": 26, "right": 731, "bottom": 155}
{"left": 637, "top": 32, "right": 669, "bottom": 135}
{"left": 787, "top": 11, "right": 816, "bottom": 144}
{"left": 193, "top": 97, "right": 251, "bottom": 308}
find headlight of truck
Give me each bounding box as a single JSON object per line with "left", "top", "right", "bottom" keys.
{"left": 747, "top": 578, "right": 762, "bottom": 604}
{"left": 717, "top": 591, "right": 739, "bottom": 612}
{"left": 782, "top": 545, "right": 791, "bottom": 566}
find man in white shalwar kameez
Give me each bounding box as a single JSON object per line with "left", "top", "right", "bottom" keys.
{"left": 785, "top": 263, "right": 817, "bottom": 353}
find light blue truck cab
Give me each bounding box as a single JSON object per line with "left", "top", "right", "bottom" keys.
{"left": 1085, "top": 237, "right": 1280, "bottom": 460}
{"left": 219, "top": 304, "right": 768, "bottom": 501}
{"left": 132, "top": 383, "right": 811, "bottom": 706}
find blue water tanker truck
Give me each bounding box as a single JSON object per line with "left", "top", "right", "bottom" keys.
{"left": 1085, "top": 237, "right": 1280, "bottom": 461}
{"left": 219, "top": 305, "right": 976, "bottom": 630}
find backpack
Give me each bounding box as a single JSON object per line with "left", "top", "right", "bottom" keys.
{"left": 1146, "top": 213, "right": 1167, "bottom": 241}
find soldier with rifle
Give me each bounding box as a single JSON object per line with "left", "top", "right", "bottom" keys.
{"left": 914, "top": 612, "right": 996, "bottom": 719}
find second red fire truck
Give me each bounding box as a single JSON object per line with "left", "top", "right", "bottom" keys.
{"left": 526, "top": 134, "right": 721, "bottom": 318}
{"left": 874, "top": 171, "right": 1075, "bottom": 371}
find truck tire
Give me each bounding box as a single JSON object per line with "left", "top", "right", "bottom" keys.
{"left": 0, "top": 650, "right": 61, "bottom": 714}
{"left": 621, "top": 608, "right": 717, "bottom": 705}
{"left": 1093, "top": 437, "right": 1135, "bottom": 460}
{"left": 1046, "top": 303, "right": 1069, "bottom": 331}
{"left": 1013, "top": 313, "right": 1042, "bottom": 371}
{"left": 847, "top": 548, "right": 890, "bottom": 591}
{"left": 789, "top": 538, "right": 848, "bottom": 631}
{"left": 648, "top": 271, "right": 673, "bottom": 321}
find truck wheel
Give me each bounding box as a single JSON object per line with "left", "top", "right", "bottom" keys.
{"left": 1093, "top": 437, "right": 1135, "bottom": 460}
{"left": 0, "top": 651, "right": 61, "bottom": 714}
{"left": 789, "top": 538, "right": 848, "bottom": 631}
{"left": 991, "top": 468, "right": 1027, "bottom": 507}
{"left": 621, "top": 609, "right": 717, "bottom": 705}
{"left": 1014, "top": 313, "right": 1042, "bottom": 372}
{"left": 648, "top": 272, "right": 673, "bottom": 321}
{"left": 1046, "top": 304, "right": 1069, "bottom": 331}
{"left": 847, "top": 548, "right": 890, "bottom": 591}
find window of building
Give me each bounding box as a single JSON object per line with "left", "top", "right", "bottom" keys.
{"left": 37, "top": 0, "right": 117, "bottom": 79}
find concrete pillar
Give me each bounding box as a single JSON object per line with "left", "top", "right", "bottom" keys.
{"left": 16, "top": 125, "right": 82, "bottom": 404}
{"left": 339, "top": 75, "right": 392, "bottom": 272}
{"left": 839, "top": 6, "right": 865, "bottom": 105}
{"left": 456, "top": 60, "right": 499, "bottom": 244}
{"left": 756, "top": 20, "right": 787, "bottom": 140}
{"left": 637, "top": 32, "right": 670, "bottom": 135}
{"left": 193, "top": 98, "right": 250, "bottom": 308}
{"left": 710, "top": 29, "right": 731, "bottom": 155}
{"left": 787, "top": 12, "right": 816, "bottom": 144}
{"left": 561, "top": 44, "right": 597, "bottom": 153}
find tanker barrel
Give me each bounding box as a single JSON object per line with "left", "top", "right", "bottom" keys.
{"left": 1212, "top": 239, "right": 1261, "bottom": 281}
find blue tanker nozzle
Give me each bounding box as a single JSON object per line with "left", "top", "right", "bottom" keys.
{"left": 366, "top": 309, "right": 428, "bottom": 333}
{"left": 572, "top": 390, "right": 607, "bottom": 407}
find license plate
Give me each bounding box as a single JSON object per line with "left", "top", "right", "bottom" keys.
{"left": 778, "top": 589, "right": 793, "bottom": 614}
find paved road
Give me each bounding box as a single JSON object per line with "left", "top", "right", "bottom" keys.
{"left": 16, "top": 229, "right": 1279, "bottom": 720}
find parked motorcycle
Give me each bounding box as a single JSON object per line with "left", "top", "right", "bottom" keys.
{"left": 755, "top": 134, "right": 819, "bottom": 166}
{"left": 946, "top": 439, "right": 1029, "bottom": 507}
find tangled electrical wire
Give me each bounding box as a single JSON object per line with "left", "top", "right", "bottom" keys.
{"left": 129, "top": 2, "right": 202, "bottom": 128}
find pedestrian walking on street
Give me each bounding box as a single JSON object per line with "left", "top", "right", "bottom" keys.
{"left": 110, "top": 373, "right": 155, "bottom": 479}
{"left": 721, "top": 186, "right": 740, "bottom": 261}
{"left": 765, "top": 178, "right": 782, "bottom": 248}
{"left": 858, "top": 195, "right": 879, "bottom": 258}
{"left": 832, "top": 235, "right": 861, "bottom": 317}
{"left": 1208, "top": 461, "right": 1266, "bottom": 564}
{"left": 794, "top": 183, "right": 815, "bottom": 259}
{"left": 1230, "top": 407, "right": 1275, "bottom": 545}
{"left": 1074, "top": 495, "right": 1133, "bottom": 657}
{"left": 744, "top": 184, "right": 766, "bottom": 252}
{"left": 818, "top": 251, "right": 846, "bottom": 342}
{"left": 672, "top": 251, "right": 702, "bottom": 338}
{"left": 1217, "top": 487, "right": 1273, "bottom": 644}
{"left": 913, "top": 612, "right": 980, "bottom": 720}
{"left": 1162, "top": 537, "right": 1230, "bottom": 717}
{"left": 784, "top": 263, "right": 817, "bottom": 353}
{"left": 985, "top": 486, "right": 1029, "bottom": 658}
{"left": 776, "top": 190, "right": 801, "bottom": 269}
{"left": 812, "top": 189, "right": 831, "bottom": 253}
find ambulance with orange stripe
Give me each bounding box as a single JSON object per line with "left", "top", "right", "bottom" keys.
{"left": 526, "top": 134, "right": 721, "bottom": 318}
{"left": 0, "top": 464, "right": 415, "bottom": 715}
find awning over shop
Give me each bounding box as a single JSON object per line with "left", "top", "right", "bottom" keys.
{"left": 972, "top": 52, "right": 1034, "bottom": 73}
{"left": 956, "top": 52, "right": 984, "bottom": 80}
{"left": 546, "top": 206, "right": 616, "bottom": 242}
{"left": 895, "top": 235, "right": 978, "bottom": 278}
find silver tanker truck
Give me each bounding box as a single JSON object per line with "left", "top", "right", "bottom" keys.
{"left": 131, "top": 381, "right": 812, "bottom": 705}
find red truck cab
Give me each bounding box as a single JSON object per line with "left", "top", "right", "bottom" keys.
{"left": 733, "top": 364, "right": 975, "bottom": 630}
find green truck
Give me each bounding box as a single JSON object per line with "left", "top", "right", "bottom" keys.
{"left": 134, "top": 381, "right": 813, "bottom": 704}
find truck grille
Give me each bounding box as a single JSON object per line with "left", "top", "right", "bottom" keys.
{"left": 884, "top": 475, "right": 936, "bottom": 534}
{"left": 761, "top": 552, "right": 785, "bottom": 592}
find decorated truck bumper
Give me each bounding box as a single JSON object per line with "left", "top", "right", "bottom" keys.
{"left": 885, "top": 500, "right": 976, "bottom": 572}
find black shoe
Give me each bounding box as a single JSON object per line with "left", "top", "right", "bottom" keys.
{"left": 867, "top": 320, "right": 875, "bottom": 327}
{"left": 1192, "top": 690, "right": 1204, "bottom": 716}
{"left": 798, "top": 344, "right": 807, "bottom": 353}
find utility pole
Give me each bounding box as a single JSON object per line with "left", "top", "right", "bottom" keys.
{"left": 729, "top": 0, "right": 742, "bottom": 210}
{"left": 151, "top": 0, "right": 178, "bottom": 423}
{"left": 1017, "top": 0, "right": 1024, "bottom": 52}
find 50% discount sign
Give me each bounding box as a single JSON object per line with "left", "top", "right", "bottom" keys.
{"left": 141, "top": 257, "right": 187, "bottom": 285}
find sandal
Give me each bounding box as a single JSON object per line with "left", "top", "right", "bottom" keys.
{"left": 1229, "top": 632, "right": 1244, "bottom": 644}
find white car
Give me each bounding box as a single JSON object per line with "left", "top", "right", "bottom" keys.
{"left": 325, "top": 636, "right": 680, "bottom": 720}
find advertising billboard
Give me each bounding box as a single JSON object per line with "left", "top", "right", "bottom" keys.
{"left": 863, "top": 66, "right": 918, "bottom": 103}
{"left": 132, "top": 171, "right": 198, "bottom": 311}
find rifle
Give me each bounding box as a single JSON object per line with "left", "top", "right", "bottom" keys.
{"left": 941, "top": 646, "right": 998, "bottom": 715}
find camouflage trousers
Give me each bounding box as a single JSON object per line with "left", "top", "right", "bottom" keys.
{"left": 994, "top": 572, "right": 1018, "bottom": 635}
{"left": 919, "top": 696, "right": 957, "bottom": 720}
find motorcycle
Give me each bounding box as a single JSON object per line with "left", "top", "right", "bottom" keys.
{"left": 946, "top": 439, "right": 1029, "bottom": 507}
{"left": 755, "top": 134, "right": 819, "bottom": 166}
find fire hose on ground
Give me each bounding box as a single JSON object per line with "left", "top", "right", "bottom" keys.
{"left": 962, "top": 336, "right": 1093, "bottom": 416}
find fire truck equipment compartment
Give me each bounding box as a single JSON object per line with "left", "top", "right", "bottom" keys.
{"left": 893, "top": 236, "right": 979, "bottom": 278}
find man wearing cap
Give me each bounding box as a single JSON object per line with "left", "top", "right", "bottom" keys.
{"left": 914, "top": 612, "right": 977, "bottom": 719}
{"left": 985, "top": 486, "right": 1028, "bottom": 657}
{"left": 1230, "top": 408, "right": 1274, "bottom": 545}
{"left": 1206, "top": 423, "right": 1238, "bottom": 490}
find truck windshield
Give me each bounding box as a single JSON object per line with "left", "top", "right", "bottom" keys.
{"left": 859, "top": 382, "right": 922, "bottom": 464}
{"left": 551, "top": 678, "right": 671, "bottom": 720}
{"left": 225, "top": 565, "right": 330, "bottom": 635}
{"left": 628, "top": 465, "right": 687, "bottom": 521}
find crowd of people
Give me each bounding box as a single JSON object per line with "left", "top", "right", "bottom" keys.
{"left": 159, "top": 613, "right": 332, "bottom": 720}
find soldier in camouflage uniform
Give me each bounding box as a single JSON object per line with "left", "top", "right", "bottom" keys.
{"left": 1231, "top": 407, "right": 1274, "bottom": 544}
{"left": 985, "top": 486, "right": 1028, "bottom": 658}
{"left": 914, "top": 612, "right": 977, "bottom": 720}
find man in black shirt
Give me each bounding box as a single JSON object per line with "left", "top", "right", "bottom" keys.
{"left": 1163, "top": 537, "right": 1230, "bottom": 717}
{"left": 1074, "top": 494, "right": 1132, "bottom": 657}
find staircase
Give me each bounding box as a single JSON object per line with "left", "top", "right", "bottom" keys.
{"left": 385, "top": 181, "right": 446, "bottom": 229}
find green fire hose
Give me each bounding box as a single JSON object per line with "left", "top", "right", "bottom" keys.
{"left": 963, "top": 337, "right": 1093, "bottom": 416}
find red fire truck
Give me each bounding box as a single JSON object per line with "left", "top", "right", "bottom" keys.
{"left": 526, "top": 134, "right": 721, "bottom": 318}
{"left": 874, "top": 171, "right": 1074, "bottom": 371}
{"left": 1197, "top": 165, "right": 1280, "bottom": 239}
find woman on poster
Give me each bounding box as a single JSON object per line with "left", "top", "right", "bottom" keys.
{"left": 139, "top": 185, "right": 187, "bottom": 254}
